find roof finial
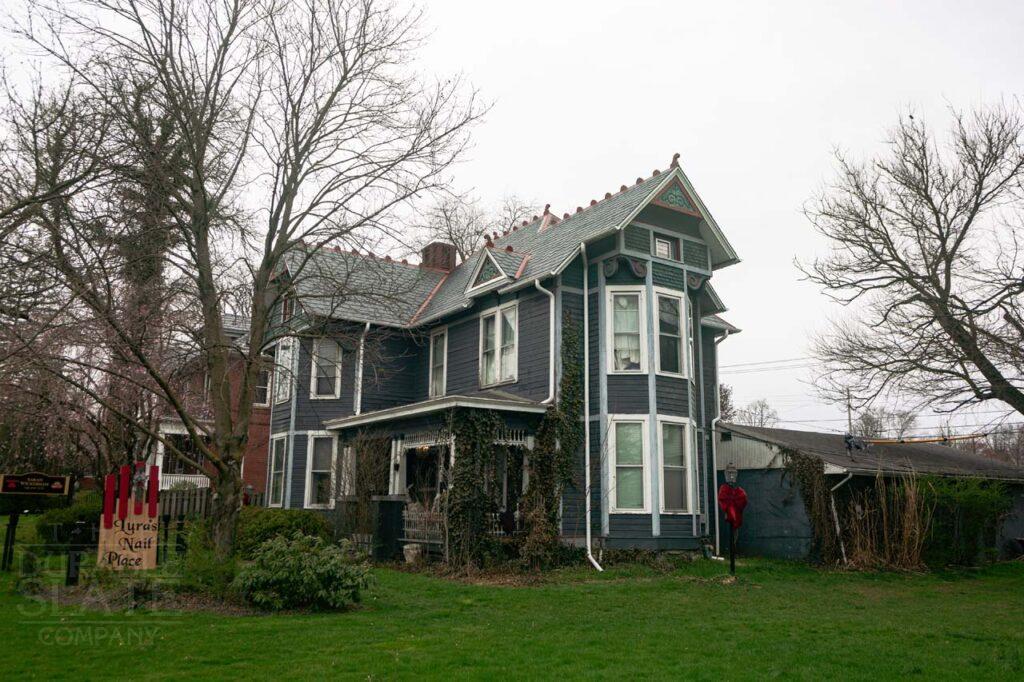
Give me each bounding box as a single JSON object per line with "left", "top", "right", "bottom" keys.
{"left": 670, "top": 152, "right": 680, "bottom": 168}
{"left": 543, "top": 203, "right": 551, "bottom": 216}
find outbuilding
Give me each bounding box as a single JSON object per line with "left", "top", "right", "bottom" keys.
{"left": 715, "top": 423, "right": 1024, "bottom": 561}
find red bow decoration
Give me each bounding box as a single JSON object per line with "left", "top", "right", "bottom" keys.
{"left": 718, "top": 484, "right": 748, "bottom": 528}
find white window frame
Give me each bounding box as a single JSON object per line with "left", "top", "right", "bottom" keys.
{"left": 253, "top": 351, "right": 273, "bottom": 407}
{"left": 653, "top": 233, "right": 681, "bottom": 262}
{"left": 309, "top": 338, "right": 343, "bottom": 399}
{"left": 686, "top": 294, "right": 696, "bottom": 380}
{"left": 268, "top": 435, "right": 287, "bottom": 507}
{"left": 657, "top": 417, "right": 695, "bottom": 514}
{"left": 608, "top": 415, "right": 650, "bottom": 514}
{"left": 428, "top": 327, "right": 448, "bottom": 397}
{"left": 605, "top": 286, "right": 647, "bottom": 375}
{"left": 478, "top": 301, "right": 519, "bottom": 387}
{"left": 273, "top": 340, "right": 294, "bottom": 405}
{"left": 654, "top": 287, "right": 687, "bottom": 379}
{"left": 304, "top": 431, "right": 337, "bottom": 509}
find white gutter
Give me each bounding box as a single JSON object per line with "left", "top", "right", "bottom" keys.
{"left": 354, "top": 322, "right": 370, "bottom": 415}
{"left": 580, "top": 242, "right": 603, "bottom": 571}
{"left": 710, "top": 328, "right": 731, "bottom": 557}
{"left": 534, "top": 279, "right": 556, "bottom": 405}
{"left": 830, "top": 471, "right": 853, "bottom": 565}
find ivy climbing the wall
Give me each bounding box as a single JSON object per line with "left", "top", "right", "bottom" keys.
{"left": 521, "top": 311, "right": 584, "bottom": 569}
{"left": 443, "top": 408, "right": 505, "bottom": 567}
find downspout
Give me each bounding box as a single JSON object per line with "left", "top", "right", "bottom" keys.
{"left": 830, "top": 471, "right": 853, "bottom": 565}
{"left": 694, "top": 295, "right": 705, "bottom": 538}
{"left": 354, "top": 322, "right": 370, "bottom": 415}
{"left": 579, "top": 243, "right": 603, "bottom": 571}
{"left": 534, "top": 280, "right": 556, "bottom": 404}
{"left": 710, "top": 328, "right": 731, "bottom": 557}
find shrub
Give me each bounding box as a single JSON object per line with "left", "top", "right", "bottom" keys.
{"left": 233, "top": 532, "right": 372, "bottom": 611}
{"left": 36, "top": 491, "right": 103, "bottom": 553}
{"left": 922, "top": 476, "right": 1012, "bottom": 567}
{"left": 235, "top": 506, "right": 331, "bottom": 559}
{"left": 180, "top": 521, "right": 237, "bottom": 596}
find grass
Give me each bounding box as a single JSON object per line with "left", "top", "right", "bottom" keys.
{"left": 1, "top": 514, "right": 1023, "bottom": 680}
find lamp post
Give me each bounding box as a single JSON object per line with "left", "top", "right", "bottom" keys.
{"left": 718, "top": 462, "right": 747, "bottom": 576}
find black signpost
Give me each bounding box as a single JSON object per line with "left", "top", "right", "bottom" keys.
{"left": 0, "top": 472, "right": 74, "bottom": 572}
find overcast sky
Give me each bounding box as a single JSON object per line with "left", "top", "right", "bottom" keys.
{"left": 410, "top": 0, "right": 1024, "bottom": 436}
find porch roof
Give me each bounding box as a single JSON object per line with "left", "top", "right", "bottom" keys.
{"left": 322, "top": 390, "right": 548, "bottom": 431}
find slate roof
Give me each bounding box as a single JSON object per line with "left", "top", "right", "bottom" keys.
{"left": 283, "top": 248, "right": 446, "bottom": 327}
{"left": 721, "top": 423, "right": 1024, "bottom": 481}
{"left": 280, "top": 162, "right": 736, "bottom": 328}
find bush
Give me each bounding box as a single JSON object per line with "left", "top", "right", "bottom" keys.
{"left": 922, "top": 476, "right": 1013, "bottom": 567}
{"left": 235, "top": 506, "right": 331, "bottom": 559}
{"left": 180, "top": 521, "right": 237, "bottom": 596}
{"left": 233, "top": 532, "right": 372, "bottom": 611}
{"left": 36, "top": 491, "right": 103, "bottom": 553}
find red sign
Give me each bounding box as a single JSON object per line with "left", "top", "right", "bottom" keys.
{"left": 718, "top": 484, "right": 748, "bottom": 528}
{"left": 0, "top": 472, "right": 71, "bottom": 496}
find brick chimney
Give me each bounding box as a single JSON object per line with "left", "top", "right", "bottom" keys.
{"left": 421, "top": 241, "right": 456, "bottom": 271}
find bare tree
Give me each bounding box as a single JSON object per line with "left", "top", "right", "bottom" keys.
{"left": 803, "top": 104, "right": 1024, "bottom": 419}
{"left": 852, "top": 407, "right": 917, "bottom": 439}
{"left": 735, "top": 399, "right": 779, "bottom": 428}
{"left": 417, "top": 193, "right": 536, "bottom": 263}
{"left": 3, "top": 0, "right": 481, "bottom": 556}
{"left": 719, "top": 383, "right": 736, "bottom": 421}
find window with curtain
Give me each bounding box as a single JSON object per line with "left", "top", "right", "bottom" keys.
{"left": 661, "top": 421, "right": 689, "bottom": 512}
{"left": 307, "top": 435, "right": 335, "bottom": 507}
{"left": 613, "top": 421, "right": 646, "bottom": 511}
{"left": 657, "top": 294, "right": 683, "bottom": 375}
{"left": 611, "top": 292, "right": 643, "bottom": 372}
{"left": 480, "top": 304, "right": 517, "bottom": 386}
{"left": 269, "top": 437, "right": 286, "bottom": 506}
{"left": 273, "top": 341, "right": 293, "bottom": 404}
{"left": 429, "top": 330, "right": 447, "bottom": 397}
{"left": 312, "top": 338, "right": 341, "bottom": 398}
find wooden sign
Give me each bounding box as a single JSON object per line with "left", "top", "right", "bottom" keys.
{"left": 0, "top": 472, "right": 71, "bottom": 496}
{"left": 96, "top": 463, "right": 160, "bottom": 571}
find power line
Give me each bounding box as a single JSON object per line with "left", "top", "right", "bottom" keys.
{"left": 719, "top": 356, "right": 811, "bottom": 369}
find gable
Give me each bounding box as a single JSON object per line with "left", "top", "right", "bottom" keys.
{"left": 651, "top": 179, "right": 700, "bottom": 217}
{"left": 474, "top": 255, "right": 502, "bottom": 286}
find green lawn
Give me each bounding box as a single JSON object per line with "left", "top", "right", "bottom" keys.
{"left": 1, "top": 516, "right": 1023, "bottom": 679}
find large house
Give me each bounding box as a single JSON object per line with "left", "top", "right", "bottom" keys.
{"left": 264, "top": 156, "right": 740, "bottom": 552}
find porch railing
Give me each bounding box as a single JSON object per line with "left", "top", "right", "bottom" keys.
{"left": 160, "top": 473, "right": 211, "bottom": 490}
{"left": 400, "top": 506, "right": 523, "bottom": 548}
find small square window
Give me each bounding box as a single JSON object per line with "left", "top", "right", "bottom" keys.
{"left": 654, "top": 235, "right": 681, "bottom": 261}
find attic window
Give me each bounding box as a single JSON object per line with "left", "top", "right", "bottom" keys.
{"left": 654, "top": 234, "right": 681, "bottom": 261}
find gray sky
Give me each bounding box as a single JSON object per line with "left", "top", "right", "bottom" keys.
{"left": 413, "top": 0, "right": 1024, "bottom": 436}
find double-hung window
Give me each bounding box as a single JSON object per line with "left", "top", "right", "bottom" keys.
{"left": 306, "top": 434, "right": 336, "bottom": 508}
{"left": 480, "top": 303, "right": 517, "bottom": 386}
{"left": 254, "top": 351, "right": 273, "bottom": 406}
{"left": 429, "top": 329, "right": 447, "bottom": 397}
{"left": 311, "top": 338, "right": 342, "bottom": 398}
{"left": 686, "top": 295, "right": 695, "bottom": 379}
{"left": 273, "top": 340, "right": 294, "bottom": 404}
{"left": 608, "top": 288, "right": 646, "bottom": 373}
{"left": 659, "top": 419, "right": 691, "bottom": 513}
{"left": 269, "top": 436, "right": 287, "bottom": 507}
{"left": 611, "top": 418, "right": 648, "bottom": 512}
{"left": 656, "top": 291, "right": 685, "bottom": 377}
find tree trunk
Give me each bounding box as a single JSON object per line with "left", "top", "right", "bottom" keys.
{"left": 209, "top": 464, "right": 243, "bottom": 559}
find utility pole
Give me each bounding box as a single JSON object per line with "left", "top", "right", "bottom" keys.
{"left": 846, "top": 388, "right": 853, "bottom": 433}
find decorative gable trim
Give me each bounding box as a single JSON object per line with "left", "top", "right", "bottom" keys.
{"left": 651, "top": 178, "right": 702, "bottom": 218}
{"left": 465, "top": 249, "right": 510, "bottom": 295}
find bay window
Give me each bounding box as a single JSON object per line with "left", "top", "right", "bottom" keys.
{"left": 429, "top": 329, "right": 447, "bottom": 397}
{"left": 480, "top": 303, "right": 517, "bottom": 386}
{"left": 608, "top": 289, "right": 646, "bottom": 373}
{"left": 611, "top": 418, "right": 648, "bottom": 512}
{"left": 311, "top": 338, "right": 342, "bottom": 398}
{"left": 306, "top": 434, "right": 336, "bottom": 508}
{"left": 269, "top": 436, "right": 286, "bottom": 507}
{"left": 659, "top": 419, "right": 691, "bottom": 513}
{"left": 656, "top": 292, "right": 684, "bottom": 376}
